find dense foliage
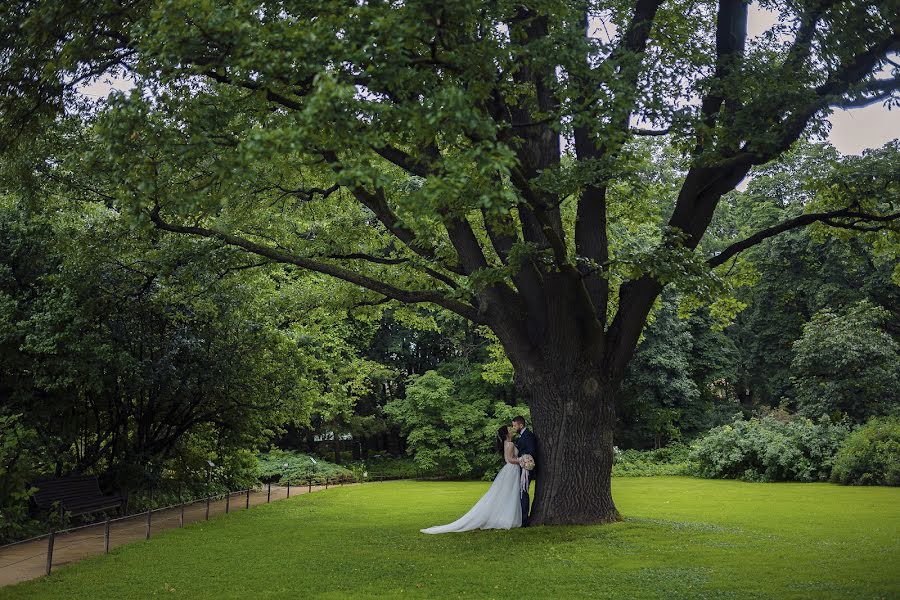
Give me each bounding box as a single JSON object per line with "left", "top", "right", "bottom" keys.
{"left": 0, "top": 415, "right": 44, "bottom": 542}
{"left": 612, "top": 444, "right": 692, "bottom": 477}
{"left": 617, "top": 295, "right": 738, "bottom": 449}
{"left": 384, "top": 364, "right": 528, "bottom": 478}
{"left": 790, "top": 301, "right": 900, "bottom": 422}
{"left": 830, "top": 417, "right": 900, "bottom": 486}
{"left": 721, "top": 144, "right": 900, "bottom": 412}
{"left": 0, "top": 197, "right": 315, "bottom": 491}
{"left": 690, "top": 413, "right": 851, "bottom": 482}
{"left": 257, "top": 449, "right": 354, "bottom": 486}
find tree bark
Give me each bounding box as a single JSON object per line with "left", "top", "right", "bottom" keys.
{"left": 514, "top": 360, "right": 619, "bottom": 526}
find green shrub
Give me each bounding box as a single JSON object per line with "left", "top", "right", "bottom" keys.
{"left": 359, "top": 456, "right": 421, "bottom": 480}
{"left": 689, "top": 414, "right": 850, "bottom": 482}
{"left": 257, "top": 449, "right": 353, "bottom": 484}
{"left": 127, "top": 436, "right": 264, "bottom": 512}
{"left": 830, "top": 417, "right": 900, "bottom": 486}
{"left": 0, "top": 414, "right": 45, "bottom": 543}
{"left": 613, "top": 444, "right": 693, "bottom": 477}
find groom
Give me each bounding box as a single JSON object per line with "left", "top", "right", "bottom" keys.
{"left": 511, "top": 415, "right": 537, "bottom": 527}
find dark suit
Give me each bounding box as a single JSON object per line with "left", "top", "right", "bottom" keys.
{"left": 515, "top": 428, "right": 537, "bottom": 526}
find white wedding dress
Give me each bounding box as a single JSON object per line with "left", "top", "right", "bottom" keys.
{"left": 421, "top": 441, "right": 521, "bottom": 534}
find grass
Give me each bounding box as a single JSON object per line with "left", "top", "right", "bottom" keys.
{"left": 2, "top": 477, "right": 898, "bottom": 599}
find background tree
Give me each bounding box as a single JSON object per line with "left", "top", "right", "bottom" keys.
{"left": 617, "top": 293, "right": 739, "bottom": 449}
{"left": 2, "top": 0, "right": 898, "bottom": 525}
{"left": 790, "top": 301, "right": 900, "bottom": 422}
{"left": 720, "top": 142, "right": 900, "bottom": 409}
{"left": 355, "top": 308, "right": 519, "bottom": 459}
{"left": 385, "top": 360, "right": 526, "bottom": 477}
{"left": 0, "top": 191, "right": 318, "bottom": 499}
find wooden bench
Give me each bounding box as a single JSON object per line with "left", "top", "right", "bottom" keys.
{"left": 31, "top": 475, "right": 123, "bottom": 518}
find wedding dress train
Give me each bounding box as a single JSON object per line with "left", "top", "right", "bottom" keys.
{"left": 421, "top": 442, "right": 521, "bottom": 534}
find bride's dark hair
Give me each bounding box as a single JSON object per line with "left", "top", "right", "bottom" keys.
{"left": 495, "top": 426, "right": 509, "bottom": 455}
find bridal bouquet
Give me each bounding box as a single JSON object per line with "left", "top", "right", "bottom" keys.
{"left": 518, "top": 454, "right": 535, "bottom": 471}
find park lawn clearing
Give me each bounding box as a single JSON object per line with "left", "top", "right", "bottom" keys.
{"left": 1, "top": 477, "right": 897, "bottom": 599}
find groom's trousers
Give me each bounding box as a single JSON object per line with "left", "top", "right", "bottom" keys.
{"left": 520, "top": 478, "right": 530, "bottom": 526}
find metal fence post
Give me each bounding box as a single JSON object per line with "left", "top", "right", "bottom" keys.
{"left": 246, "top": 488, "right": 250, "bottom": 509}
{"left": 287, "top": 481, "right": 291, "bottom": 498}
{"left": 225, "top": 493, "right": 230, "bottom": 514}
{"left": 267, "top": 482, "right": 271, "bottom": 503}
{"left": 308, "top": 479, "right": 311, "bottom": 494}
{"left": 146, "top": 509, "right": 151, "bottom": 539}
{"left": 46, "top": 530, "right": 55, "bottom": 575}
{"left": 325, "top": 478, "right": 329, "bottom": 490}
{"left": 205, "top": 496, "right": 210, "bottom": 520}
{"left": 104, "top": 518, "right": 111, "bottom": 554}
{"left": 180, "top": 502, "right": 185, "bottom": 528}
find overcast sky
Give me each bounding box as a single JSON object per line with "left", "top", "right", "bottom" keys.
{"left": 746, "top": 6, "right": 899, "bottom": 155}
{"left": 80, "top": 4, "right": 898, "bottom": 157}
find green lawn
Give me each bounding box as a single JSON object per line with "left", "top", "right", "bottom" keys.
{"left": 3, "top": 477, "right": 898, "bottom": 599}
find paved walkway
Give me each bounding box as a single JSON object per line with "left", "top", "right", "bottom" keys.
{"left": 0, "top": 483, "right": 337, "bottom": 587}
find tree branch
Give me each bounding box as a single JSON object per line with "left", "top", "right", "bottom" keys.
{"left": 605, "top": 0, "right": 752, "bottom": 378}
{"left": 147, "top": 206, "right": 486, "bottom": 324}
{"left": 836, "top": 76, "right": 900, "bottom": 109}
{"left": 325, "top": 253, "right": 408, "bottom": 265}
{"left": 326, "top": 253, "right": 460, "bottom": 289}
{"left": 728, "top": 37, "right": 900, "bottom": 170}
{"left": 503, "top": 7, "right": 565, "bottom": 249}
{"left": 815, "top": 41, "right": 900, "bottom": 103}
{"left": 573, "top": 0, "right": 663, "bottom": 329}
{"left": 697, "top": 0, "right": 749, "bottom": 146}
{"left": 509, "top": 167, "right": 605, "bottom": 343}
{"left": 319, "top": 150, "right": 463, "bottom": 275}
{"left": 199, "top": 66, "right": 306, "bottom": 111}
{"left": 372, "top": 144, "right": 432, "bottom": 178}
{"left": 270, "top": 182, "right": 341, "bottom": 203}
{"left": 631, "top": 127, "right": 670, "bottom": 136}
{"left": 709, "top": 208, "right": 900, "bottom": 267}
{"left": 509, "top": 167, "right": 570, "bottom": 267}
{"left": 481, "top": 196, "right": 549, "bottom": 341}
{"left": 782, "top": 0, "right": 838, "bottom": 74}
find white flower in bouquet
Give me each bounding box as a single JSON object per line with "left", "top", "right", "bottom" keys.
{"left": 518, "top": 454, "right": 535, "bottom": 471}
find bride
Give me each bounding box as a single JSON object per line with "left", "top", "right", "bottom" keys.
{"left": 420, "top": 426, "right": 521, "bottom": 534}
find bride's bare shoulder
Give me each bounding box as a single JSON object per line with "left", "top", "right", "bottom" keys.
{"left": 503, "top": 440, "right": 518, "bottom": 460}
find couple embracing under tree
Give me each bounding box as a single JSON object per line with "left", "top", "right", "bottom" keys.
{"left": 421, "top": 416, "right": 537, "bottom": 534}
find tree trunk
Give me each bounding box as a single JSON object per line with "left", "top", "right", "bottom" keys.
{"left": 519, "top": 365, "right": 619, "bottom": 526}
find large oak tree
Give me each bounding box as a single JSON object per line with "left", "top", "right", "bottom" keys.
{"left": 2, "top": 0, "right": 898, "bottom": 524}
